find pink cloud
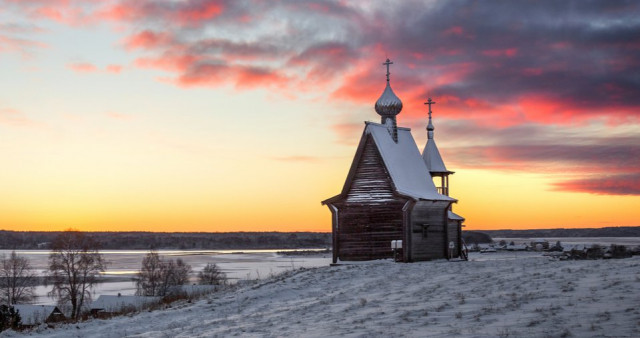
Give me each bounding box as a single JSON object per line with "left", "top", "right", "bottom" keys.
{"left": 330, "top": 122, "right": 364, "bottom": 145}
{"left": 106, "top": 64, "right": 123, "bottom": 73}
{"left": 100, "top": 1, "right": 225, "bottom": 27}
{"left": 176, "top": 2, "right": 224, "bottom": 24}
{"left": 481, "top": 48, "right": 518, "bottom": 57}
{"left": 124, "top": 30, "right": 173, "bottom": 50}
{"left": 0, "top": 107, "right": 38, "bottom": 127}
{"left": 0, "top": 33, "right": 48, "bottom": 57}
{"left": 444, "top": 26, "right": 464, "bottom": 36}
{"left": 106, "top": 111, "right": 130, "bottom": 120}
{"left": 176, "top": 64, "right": 289, "bottom": 90}
{"left": 553, "top": 174, "right": 640, "bottom": 196}
{"left": 68, "top": 62, "right": 98, "bottom": 73}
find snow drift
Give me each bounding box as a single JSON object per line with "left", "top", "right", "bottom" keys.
{"left": 9, "top": 253, "right": 640, "bottom": 337}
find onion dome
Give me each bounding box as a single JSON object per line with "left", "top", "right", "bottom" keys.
{"left": 374, "top": 58, "right": 403, "bottom": 117}
{"left": 426, "top": 97, "right": 435, "bottom": 139}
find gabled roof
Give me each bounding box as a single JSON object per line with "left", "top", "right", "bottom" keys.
{"left": 12, "top": 304, "right": 63, "bottom": 326}
{"left": 324, "top": 122, "right": 454, "bottom": 204}
{"left": 422, "top": 138, "right": 451, "bottom": 174}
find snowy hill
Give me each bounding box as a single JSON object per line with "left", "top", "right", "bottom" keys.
{"left": 10, "top": 253, "right": 640, "bottom": 337}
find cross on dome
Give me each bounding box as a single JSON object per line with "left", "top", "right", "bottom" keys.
{"left": 425, "top": 97, "right": 436, "bottom": 139}
{"left": 424, "top": 98, "right": 436, "bottom": 117}
{"left": 383, "top": 58, "right": 393, "bottom": 82}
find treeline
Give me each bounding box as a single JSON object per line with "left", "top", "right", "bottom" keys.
{"left": 461, "top": 231, "right": 493, "bottom": 244}
{"left": 0, "top": 231, "right": 332, "bottom": 250}
{"left": 478, "top": 226, "right": 640, "bottom": 238}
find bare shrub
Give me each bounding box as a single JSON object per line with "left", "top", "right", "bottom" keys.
{"left": 198, "top": 263, "right": 227, "bottom": 286}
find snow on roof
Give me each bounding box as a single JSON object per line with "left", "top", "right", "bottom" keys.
{"left": 448, "top": 210, "right": 465, "bottom": 220}
{"left": 422, "top": 138, "right": 449, "bottom": 173}
{"left": 12, "top": 304, "right": 61, "bottom": 326}
{"left": 91, "top": 295, "right": 160, "bottom": 312}
{"left": 366, "top": 122, "right": 453, "bottom": 201}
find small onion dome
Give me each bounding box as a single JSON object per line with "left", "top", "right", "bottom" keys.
{"left": 375, "top": 82, "right": 403, "bottom": 117}
{"left": 427, "top": 113, "right": 434, "bottom": 139}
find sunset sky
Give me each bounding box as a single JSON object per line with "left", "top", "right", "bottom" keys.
{"left": 1, "top": 1, "right": 638, "bottom": 232}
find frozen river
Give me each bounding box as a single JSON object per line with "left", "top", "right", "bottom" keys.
{"left": 2, "top": 249, "right": 331, "bottom": 305}
{"left": 7, "top": 237, "right": 640, "bottom": 306}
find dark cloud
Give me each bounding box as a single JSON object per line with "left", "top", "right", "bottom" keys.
{"left": 429, "top": 120, "right": 640, "bottom": 195}
{"left": 553, "top": 173, "right": 640, "bottom": 196}
{"left": 336, "top": 0, "right": 640, "bottom": 124}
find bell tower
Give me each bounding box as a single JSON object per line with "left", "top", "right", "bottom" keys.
{"left": 422, "top": 98, "right": 453, "bottom": 196}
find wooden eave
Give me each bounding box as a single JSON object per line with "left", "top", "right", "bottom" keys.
{"left": 431, "top": 170, "right": 455, "bottom": 175}
{"left": 321, "top": 194, "right": 343, "bottom": 205}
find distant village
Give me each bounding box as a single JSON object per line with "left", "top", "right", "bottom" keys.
{"left": 471, "top": 238, "right": 639, "bottom": 260}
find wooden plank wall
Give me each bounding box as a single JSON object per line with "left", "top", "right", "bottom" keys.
{"left": 345, "top": 136, "right": 397, "bottom": 204}
{"left": 410, "top": 201, "right": 449, "bottom": 261}
{"left": 336, "top": 203, "right": 405, "bottom": 260}
{"left": 335, "top": 136, "right": 405, "bottom": 261}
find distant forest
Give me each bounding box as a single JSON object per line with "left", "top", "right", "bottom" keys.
{"left": 0, "top": 231, "right": 332, "bottom": 250}
{"left": 478, "top": 226, "right": 640, "bottom": 238}
{"left": 1, "top": 227, "right": 637, "bottom": 250}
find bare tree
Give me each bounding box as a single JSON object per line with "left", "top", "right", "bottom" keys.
{"left": 198, "top": 263, "right": 227, "bottom": 286}
{"left": 169, "top": 259, "right": 191, "bottom": 286}
{"left": 48, "top": 230, "right": 106, "bottom": 320}
{"left": 136, "top": 251, "right": 191, "bottom": 297}
{"left": 136, "top": 250, "right": 163, "bottom": 297}
{"left": 0, "top": 251, "right": 36, "bottom": 304}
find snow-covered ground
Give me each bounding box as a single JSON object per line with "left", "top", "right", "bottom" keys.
{"left": 10, "top": 253, "right": 640, "bottom": 337}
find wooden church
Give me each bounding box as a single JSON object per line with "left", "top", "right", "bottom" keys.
{"left": 322, "top": 59, "right": 465, "bottom": 263}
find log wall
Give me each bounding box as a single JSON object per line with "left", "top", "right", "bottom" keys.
{"left": 344, "top": 136, "right": 397, "bottom": 204}
{"left": 410, "top": 201, "right": 449, "bottom": 261}
{"left": 335, "top": 136, "right": 406, "bottom": 261}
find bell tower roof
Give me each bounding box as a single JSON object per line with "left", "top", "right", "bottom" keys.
{"left": 422, "top": 98, "right": 450, "bottom": 174}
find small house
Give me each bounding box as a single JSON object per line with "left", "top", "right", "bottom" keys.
{"left": 530, "top": 239, "right": 549, "bottom": 251}
{"left": 12, "top": 304, "right": 65, "bottom": 327}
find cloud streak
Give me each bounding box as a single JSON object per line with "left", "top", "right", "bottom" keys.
{"left": 0, "top": 107, "right": 39, "bottom": 127}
